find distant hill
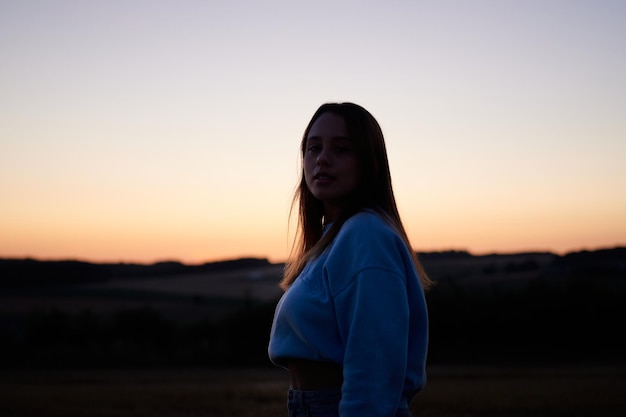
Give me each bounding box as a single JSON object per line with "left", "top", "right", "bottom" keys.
{"left": 0, "top": 257, "right": 273, "bottom": 290}
{"left": 1, "top": 247, "right": 624, "bottom": 293}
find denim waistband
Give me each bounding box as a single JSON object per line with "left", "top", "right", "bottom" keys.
{"left": 288, "top": 388, "right": 341, "bottom": 417}
{"left": 287, "top": 388, "right": 410, "bottom": 417}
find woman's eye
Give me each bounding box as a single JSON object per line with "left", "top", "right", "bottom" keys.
{"left": 335, "top": 146, "right": 350, "bottom": 153}
{"left": 307, "top": 145, "right": 321, "bottom": 152}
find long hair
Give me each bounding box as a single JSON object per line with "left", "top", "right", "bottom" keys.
{"left": 281, "top": 102, "right": 432, "bottom": 291}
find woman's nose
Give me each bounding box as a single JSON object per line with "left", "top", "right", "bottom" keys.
{"left": 316, "top": 149, "right": 330, "bottom": 166}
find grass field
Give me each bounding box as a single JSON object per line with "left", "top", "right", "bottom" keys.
{"left": 2, "top": 365, "right": 625, "bottom": 417}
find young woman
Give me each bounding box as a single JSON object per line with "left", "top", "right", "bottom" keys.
{"left": 268, "top": 102, "right": 432, "bottom": 417}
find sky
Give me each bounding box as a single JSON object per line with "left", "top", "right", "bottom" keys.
{"left": 1, "top": 0, "right": 625, "bottom": 264}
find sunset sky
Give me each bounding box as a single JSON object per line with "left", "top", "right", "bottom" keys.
{"left": 1, "top": 0, "right": 625, "bottom": 264}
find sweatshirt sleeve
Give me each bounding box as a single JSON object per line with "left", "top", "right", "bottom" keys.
{"left": 324, "top": 213, "right": 414, "bottom": 416}
{"left": 332, "top": 266, "right": 409, "bottom": 417}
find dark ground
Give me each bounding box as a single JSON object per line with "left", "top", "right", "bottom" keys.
{"left": 2, "top": 365, "right": 625, "bottom": 417}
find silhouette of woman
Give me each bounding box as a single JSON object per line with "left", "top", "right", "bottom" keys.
{"left": 268, "top": 102, "right": 432, "bottom": 417}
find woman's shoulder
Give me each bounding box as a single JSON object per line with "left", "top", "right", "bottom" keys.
{"left": 340, "top": 209, "right": 397, "bottom": 238}
{"left": 324, "top": 210, "right": 409, "bottom": 293}
{"left": 329, "top": 209, "right": 403, "bottom": 257}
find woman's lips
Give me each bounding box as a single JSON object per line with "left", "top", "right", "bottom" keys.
{"left": 313, "top": 173, "right": 335, "bottom": 184}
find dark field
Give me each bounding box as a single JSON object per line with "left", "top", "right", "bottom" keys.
{"left": 2, "top": 251, "right": 625, "bottom": 416}
{"left": 2, "top": 365, "right": 625, "bottom": 417}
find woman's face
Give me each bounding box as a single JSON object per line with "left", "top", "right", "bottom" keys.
{"left": 303, "top": 112, "right": 361, "bottom": 221}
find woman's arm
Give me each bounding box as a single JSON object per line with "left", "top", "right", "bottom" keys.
{"left": 333, "top": 267, "right": 410, "bottom": 417}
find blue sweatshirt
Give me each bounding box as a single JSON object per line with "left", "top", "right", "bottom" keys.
{"left": 268, "top": 211, "right": 428, "bottom": 416}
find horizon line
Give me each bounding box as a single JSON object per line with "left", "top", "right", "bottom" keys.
{"left": 2, "top": 244, "right": 624, "bottom": 266}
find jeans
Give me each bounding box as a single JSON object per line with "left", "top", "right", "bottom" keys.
{"left": 287, "top": 388, "right": 411, "bottom": 417}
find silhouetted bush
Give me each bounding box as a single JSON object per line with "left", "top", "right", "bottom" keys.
{"left": 0, "top": 301, "right": 279, "bottom": 369}
{"left": 426, "top": 274, "right": 626, "bottom": 365}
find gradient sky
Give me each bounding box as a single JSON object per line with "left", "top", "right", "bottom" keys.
{"left": 1, "top": 0, "right": 625, "bottom": 264}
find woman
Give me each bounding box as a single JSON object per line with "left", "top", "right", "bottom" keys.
{"left": 268, "top": 102, "right": 432, "bottom": 417}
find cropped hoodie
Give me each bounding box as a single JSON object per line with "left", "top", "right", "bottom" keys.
{"left": 268, "top": 211, "right": 428, "bottom": 417}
